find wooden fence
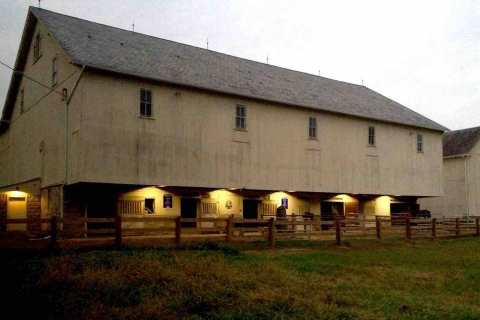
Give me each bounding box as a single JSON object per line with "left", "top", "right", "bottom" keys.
{"left": 1, "top": 215, "right": 480, "bottom": 250}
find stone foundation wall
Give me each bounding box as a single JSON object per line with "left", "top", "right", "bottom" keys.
{"left": 47, "top": 186, "right": 62, "bottom": 217}
{"left": 63, "top": 199, "right": 85, "bottom": 238}
{"left": 0, "top": 193, "right": 6, "bottom": 232}
{"left": 42, "top": 185, "right": 86, "bottom": 238}
{"left": 27, "top": 193, "right": 42, "bottom": 236}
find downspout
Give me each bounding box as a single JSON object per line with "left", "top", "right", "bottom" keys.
{"left": 465, "top": 156, "right": 470, "bottom": 217}
{"left": 61, "top": 65, "right": 85, "bottom": 219}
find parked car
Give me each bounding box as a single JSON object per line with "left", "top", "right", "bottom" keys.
{"left": 415, "top": 210, "right": 431, "bottom": 218}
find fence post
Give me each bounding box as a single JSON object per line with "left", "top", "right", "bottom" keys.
{"left": 83, "top": 206, "right": 88, "bottom": 238}
{"left": 375, "top": 216, "right": 381, "bottom": 240}
{"left": 455, "top": 218, "right": 460, "bottom": 237}
{"left": 307, "top": 217, "right": 312, "bottom": 240}
{"left": 405, "top": 216, "right": 411, "bottom": 240}
{"left": 287, "top": 212, "right": 297, "bottom": 232}
{"left": 268, "top": 218, "right": 276, "bottom": 248}
{"left": 432, "top": 218, "right": 437, "bottom": 238}
{"left": 476, "top": 218, "right": 480, "bottom": 237}
{"left": 225, "top": 215, "right": 233, "bottom": 242}
{"left": 49, "top": 215, "right": 58, "bottom": 251}
{"left": 115, "top": 214, "right": 122, "bottom": 248}
{"left": 335, "top": 216, "right": 341, "bottom": 245}
{"left": 175, "top": 216, "right": 181, "bottom": 246}
{"left": 360, "top": 215, "right": 366, "bottom": 235}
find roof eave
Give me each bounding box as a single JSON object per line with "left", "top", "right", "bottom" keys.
{"left": 0, "top": 8, "right": 38, "bottom": 134}
{"left": 443, "top": 153, "right": 471, "bottom": 159}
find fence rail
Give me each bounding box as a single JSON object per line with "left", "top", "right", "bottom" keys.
{"left": 1, "top": 215, "right": 480, "bottom": 250}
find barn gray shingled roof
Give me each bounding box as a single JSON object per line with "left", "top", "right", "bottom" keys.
{"left": 443, "top": 126, "right": 480, "bottom": 157}
{"left": 24, "top": 8, "right": 445, "bottom": 131}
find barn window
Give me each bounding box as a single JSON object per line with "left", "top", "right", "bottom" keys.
{"left": 417, "top": 134, "right": 423, "bottom": 153}
{"left": 145, "top": 198, "right": 155, "bottom": 214}
{"left": 308, "top": 117, "right": 317, "bottom": 138}
{"left": 140, "top": 89, "right": 152, "bottom": 117}
{"left": 33, "top": 33, "right": 41, "bottom": 62}
{"left": 235, "top": 105, "right": 247, "bottom": 130}
{"left": 51, "top": 57, "right": 58, "bottom": 87}
{"left": 368, "top": 126, "right": 375, "bottom": 146}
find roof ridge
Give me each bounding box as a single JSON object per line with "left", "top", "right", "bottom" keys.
{"left": 29, "top": 6, "right": 365, "bottom": 89}
{"left": 446, "top": 125, "right": 480, "bottom": 134}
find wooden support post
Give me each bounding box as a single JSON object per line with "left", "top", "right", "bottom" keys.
{"left": 290, "top": 213, "right": 295, "bottom": 233}
{"left": 225, "top": 215, "right": 233, "bottom": 242}
{"left": 83, "top": 205, "right": 88, "bottom": 238}
{"left": 115, "top": 214, "right": 122, "bottom": 248}
{"left": 49, "top": 215, "right": 58, "bottom": 251}
{"left": 405, "top": 216, "right": 411, "bottom": 240}
{"left": 268, "top": 218, "right": 276, "bottom": 248}
{"left": 432, "top": 218, "right": 437, "bottom": 238}
{"left": 455, "top": 217, "right": 460, "bottom": 237}
{"left": 360, "top": 215, "right": 366, "bottom": 235}
{"left": 375, "top": 216, "right": 381, "bottom": 240}
{"left": 476, "top": 218, "right": 480, "bottom": 237}
{"left": 335, "top": 217, "right": 341, "bottom": 245}
{"left": 175, "top": 216, "right": 181, "bottom": 246}
{"left": 307, "top": 218, "right": 312, "bottom": 240}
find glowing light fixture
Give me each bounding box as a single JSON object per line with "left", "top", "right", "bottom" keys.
{"left": 6, "top": 190, "right": 28, "bottom": 198}
{"left": 335, "top": 194, "right": 357, "bottom": 203}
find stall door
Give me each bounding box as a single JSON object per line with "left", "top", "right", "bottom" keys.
{"left": 321, "top": 201, "right": 345, "bottom": 220}
{"left": 7, "top": 196, "right": 27, "bottom": 231}
{"left": 243, "top": 199, "right": 260, "bottom": 219}
{"left": 181, "top": 198, "right": 198, "bottom": 228}
{"left": 320, "top": 201, "right": 345, "bottom": 229}
{"left": 390, "top": 203, "right": 411, "bottom": 217}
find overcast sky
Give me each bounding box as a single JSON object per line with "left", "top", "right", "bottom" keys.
{"left": 1, "top": 0, "right": 479, "bottom": 130}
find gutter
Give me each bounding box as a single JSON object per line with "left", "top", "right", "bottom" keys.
{"left": 66, "top": 66, "right": 85, "bottom": 105}
{"left": 65, "top": 65, "right": 85, "bottom": 184}
{"left": 61, "top": 65, "right": 85, "bottom": 218}
{"left": 465, "top": 157, "right": 470, "bottom": 217}
{"left": 443, "top": 154, "right": 471, "bottom": 159}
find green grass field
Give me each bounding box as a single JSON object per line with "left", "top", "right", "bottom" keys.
{"left": 2, "top": 238, "right": 480, "bottom": 319}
